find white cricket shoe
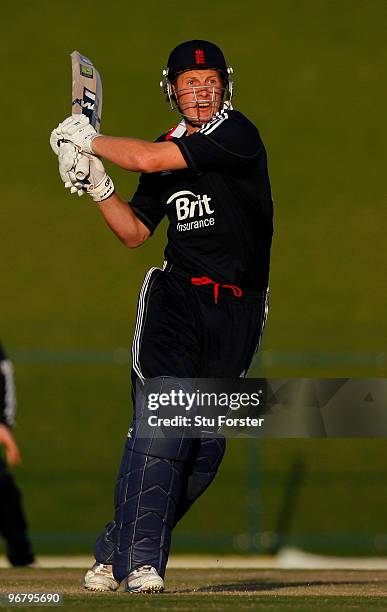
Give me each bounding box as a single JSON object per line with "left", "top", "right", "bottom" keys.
{"left": 125, "top": 565, "right": 164, "bottom": 594}
{"left": 83, "top": 562, "right": 120, "bottom": 592}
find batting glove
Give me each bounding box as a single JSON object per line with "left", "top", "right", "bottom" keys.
{"left": 58, "top": 142, "right": 84, "bottom": 197}
{"left": 61, "top": 149, "right": 115, "bottom": 202}
{"left": 50, "top": 114, "right": 98, "bottom": 156}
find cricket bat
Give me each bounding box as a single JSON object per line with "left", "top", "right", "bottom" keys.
{"left": 71, "top": 51, "right": 103, "bottom": 179}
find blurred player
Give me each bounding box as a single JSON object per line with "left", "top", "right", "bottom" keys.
{"left": 50, "top": 40, "right": 273, "bottom": 593}
{"left": 0, "top": 343, "right": 35, "bottom": 567}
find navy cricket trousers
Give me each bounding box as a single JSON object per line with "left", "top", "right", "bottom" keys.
{"left": 95, "top": 262, "right": 268, "bottom": 581}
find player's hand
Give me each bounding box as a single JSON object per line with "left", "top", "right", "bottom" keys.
{"left": 51, "top": 115, "right": 98, "bottom": 155}
{"left": 0, "top": 424, "right": 21, "bottom": 466}
{"left": 63, "top": 150, "right": 115, "bottom": 202}
{"left": 58, "top": 142, "right": 84, "bottom": 197}
{"left": 49, "top": 121, "right": 83, "bottom": 156}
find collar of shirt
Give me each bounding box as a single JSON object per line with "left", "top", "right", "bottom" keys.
{"left": 165, "top": 101, "right": 234, "bottom": 140}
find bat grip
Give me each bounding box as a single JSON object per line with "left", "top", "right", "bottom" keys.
{"left": 74, "top": 155, "right": 90, "bottom": 180}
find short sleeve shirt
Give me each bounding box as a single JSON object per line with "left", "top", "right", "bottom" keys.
{"left": 131, "top": 107, "right": 273, "bottom": 291}
{"left": 0, "top": 344, "right": 15, "bottom": 427}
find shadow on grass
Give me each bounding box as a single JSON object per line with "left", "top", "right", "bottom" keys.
{"left": 175, "top": 579, "right": 383, "bottom": 594}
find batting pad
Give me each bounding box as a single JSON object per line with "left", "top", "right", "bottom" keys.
{"left": 113, "top": 442, "right": 185, "bottom": 580}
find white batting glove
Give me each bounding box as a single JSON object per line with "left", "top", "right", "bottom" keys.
{"left": 66, "top": 152, "right": 115, "bottom": 202}
{"left": 50, "top": 115, "right": 98, "bottom": 156}
{"left": 58, "top": 143, "right": 84, "bottom": 197}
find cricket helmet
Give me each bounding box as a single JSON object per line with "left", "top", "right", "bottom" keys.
{"left": 160, "top": 40, "right": 234, "bottom": 116}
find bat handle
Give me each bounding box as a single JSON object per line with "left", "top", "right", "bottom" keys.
{"left": 74, "top": 155, "right": 90, "bottom": 180}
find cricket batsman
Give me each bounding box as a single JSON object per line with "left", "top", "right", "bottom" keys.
{"left": 50, "top": 40, "right": 273, "bottom": 593}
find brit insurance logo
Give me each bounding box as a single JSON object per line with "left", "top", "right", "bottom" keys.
{"left": 166, "top": 190, "right": 215, "bottom": 232}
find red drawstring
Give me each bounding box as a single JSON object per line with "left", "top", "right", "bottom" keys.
{"left": 191, "top": 276, "right": 243, "bottom": 304}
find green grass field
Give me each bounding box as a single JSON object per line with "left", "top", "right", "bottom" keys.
{"left": 0, "top": 0, "right": 386, "bottom": 559}
{"left": 1, "top": 568, "right": 387, "bottom": 611}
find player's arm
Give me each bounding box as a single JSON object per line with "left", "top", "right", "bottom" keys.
{"left": 97, "top": 192, "right": 150, "bottom": 248}
{"left": 92, "top": 137, "right": 188, "bottom": 173}
{"left": 54, "top": 143, "right": 159, "bottom": 247}
{"left": 0, "top": 424, "right": 21, "bottom": 466}
{"left": 55, "top": 144, "right": 151, "bottom": 248}
{"left": 50, "top": 115, "right": 187, "bottom": 173}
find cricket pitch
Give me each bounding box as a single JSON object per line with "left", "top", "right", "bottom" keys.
{"left": 1, "top": 568, "right": 387, "bottom": 611}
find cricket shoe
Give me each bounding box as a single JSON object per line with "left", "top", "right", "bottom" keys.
{"left": 125, "top": 565, "right": 164, "bottom": 594}
{"left": 83, "top": 562, "right": 120, "bottom": 592}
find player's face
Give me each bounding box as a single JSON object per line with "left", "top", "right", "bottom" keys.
{"left": 173, "top": 69, "right": 223, "bottom": 126}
